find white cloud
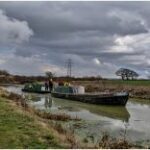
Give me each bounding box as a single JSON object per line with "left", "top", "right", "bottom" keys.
{"left": 93, "top": 58, "right": 101, "bottom": 65}
{"left": 0, "top": 9, "right": 33, "bottom": 44}
{"left": 108, "top": 9, "right": 148, "bottom": 32}
{"left": 109, "top": 32, "right": 150, "bottom": 55}
{"left": 115, "top": 36, "right": 135, "bottom": 46}
{"left": 0, "top": 2, "right": 150, "bottom": 78}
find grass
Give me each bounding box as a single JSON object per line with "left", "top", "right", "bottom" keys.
{"left": 0, "top": 96, "right": 66, "bottom": 148}
{"left": 104, "top": 79, "right": 150, "bottom": 86}
{"left": 0, "top": 88, "right": 82, "bottom": 148}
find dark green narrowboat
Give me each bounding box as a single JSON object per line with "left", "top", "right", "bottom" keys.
{"left": 22, "top": 83, "right": 51, "bottom": 94}
{"left": 51, "top": 86, "right": 129, "bottom": 106}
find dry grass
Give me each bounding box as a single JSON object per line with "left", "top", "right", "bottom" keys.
{"left": 95, "top": 133, "right": 132, "bottom": 149}
{"left": 1, "top": 92, "right": 28, "bottom": 108}
{"left": 34, "top": 110, "right": 80, "bottom": 121}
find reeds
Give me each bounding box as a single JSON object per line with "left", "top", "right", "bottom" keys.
{"left": 96, "top": 132, "right": 132, "bottom": 149}
{"left": 34, "top": 110, "right": 80, "bottom": 121}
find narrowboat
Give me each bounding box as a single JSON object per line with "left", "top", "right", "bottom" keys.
{"left": 22, "top": 83, "right": 51, "bottom": 94}
{"left": 51, "top": 86, "right": 129, "bottom": 106}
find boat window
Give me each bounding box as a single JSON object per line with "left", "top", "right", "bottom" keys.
{"left": 54, "top": 86, "right": 74, "bottom": 94}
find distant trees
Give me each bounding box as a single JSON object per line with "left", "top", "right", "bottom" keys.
{"left": 0, "top": 70, "right": 10, "bottom": 76}
{"left": 116, "top": 68, "right": 139, "bottom": 80}
{"left": 45, "top": 71, "right": 54, "bottom": 79}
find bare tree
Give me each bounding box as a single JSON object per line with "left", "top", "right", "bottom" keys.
{"left": 116, "top": 68, "right": 139, "bottom": 80}
{"left": 45, "top": 71, "right": 54, "bottom": 79}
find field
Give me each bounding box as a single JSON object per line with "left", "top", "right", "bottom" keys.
{"left": 104, "top": 80, "right": 150, "bottom": 86}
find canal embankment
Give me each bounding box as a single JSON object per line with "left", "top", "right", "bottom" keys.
{"left": 0, "top": 87, "right": 140, "bottom": 149}
{"left": 0, "top": 88, "right": 78, "bottom": 148}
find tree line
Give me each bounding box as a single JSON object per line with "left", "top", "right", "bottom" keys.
{"left": 0, "top": 68, "right": 147, "bottom": 83}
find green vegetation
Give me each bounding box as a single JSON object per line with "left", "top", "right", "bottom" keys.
{"left": 105, "top": 79, "right": 150, "bottom": 86}
{"left": 0, "top": 96, "right": 64, "bottom": 149}
{"left": 72, "top": 79, "right": 150, "bottom": 87}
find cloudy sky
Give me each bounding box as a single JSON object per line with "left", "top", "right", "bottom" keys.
{"left": 0, "top": 2, "right": 150, "bottom": 78}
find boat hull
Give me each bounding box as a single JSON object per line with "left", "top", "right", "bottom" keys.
{"left": 51, "top": 92, "right": 129, "bottom": 106}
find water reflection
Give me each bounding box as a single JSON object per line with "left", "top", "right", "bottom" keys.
{"left": 54, "top": 97, "right": 130, "bottom": 122}
{"left": 24, "top": 93, "right": 130, "bottom": 122}
{"left": 3, "top": 85, "right": 130, "bottom": 122}
{"left": 44, "top": 95, "right": 52, "bottom": 109}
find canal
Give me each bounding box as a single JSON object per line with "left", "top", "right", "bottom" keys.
{"left": 3, "top": 85, "right": 150, "bottom": 147}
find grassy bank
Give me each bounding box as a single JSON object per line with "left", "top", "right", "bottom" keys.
{"left": 0, "top": 89, "right": 78, "bottom": 148}
{"left": 72, "top": 80, "right": 150, "bottom": 100}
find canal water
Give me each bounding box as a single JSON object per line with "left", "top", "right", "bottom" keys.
{"left": 3, "top": 85, "right": 150, "bottom": 147}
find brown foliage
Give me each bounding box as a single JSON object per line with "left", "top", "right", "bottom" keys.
{"left": 96, "top": 133, "right": 132, "bottom": 149}
{"left": 35, "top": 111, "right": 73, "bottom": 121}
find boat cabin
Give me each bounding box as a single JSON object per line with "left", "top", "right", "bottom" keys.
{"left": 53, "top": 86, "right": 85, "bottom": 94}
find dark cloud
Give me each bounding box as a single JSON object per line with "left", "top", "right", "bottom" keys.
{"left": 0, "top": 2, "right": 150, "bottom": 78}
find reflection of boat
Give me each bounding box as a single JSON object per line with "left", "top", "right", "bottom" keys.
{"left": 44, "top": 95, "right": 52, "bottom": 108}
{"left": 53, "top": 97, "right": 130, "bottom": 122}
{"left": 22, "top": 89, "right": 50, "bottom": 94}
{"left": 51, "top": 86, "right": 129, "bottom": 106}
{"left": 23, "top": 92, "right": 130, "bottom": 122}
{"left": 22, "top": 83, "right": 51, "bottom": 94}
{"left": 85, "top": 105, "right": 130, "bottom": 122}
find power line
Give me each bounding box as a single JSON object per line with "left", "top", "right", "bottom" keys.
{"left": 67, "top": 59, "right": 72, "bottom": 77}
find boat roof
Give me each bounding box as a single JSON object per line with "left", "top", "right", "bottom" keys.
{"left": 53, "top": 86, "right": 128, "bottom": 96}
{"left": 53, "top": 86, "right": 74, "bottom": 94}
